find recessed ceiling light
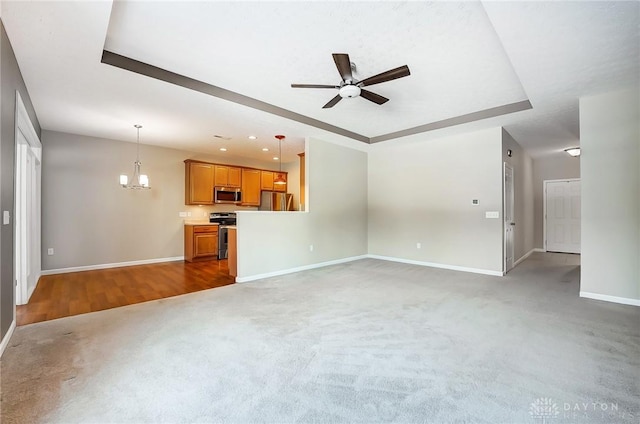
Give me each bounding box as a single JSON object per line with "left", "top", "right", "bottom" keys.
{"left": 248, "top": 135, "right": 257, "bottom": 140}
{"left": 220, "top": 148, "right": 227, "bottom": 152}
{"left": 273, "top": 157, "right": 279, "bottom": 160}
{"left": 262, "top": 148, "right": 269, "bottom": 152}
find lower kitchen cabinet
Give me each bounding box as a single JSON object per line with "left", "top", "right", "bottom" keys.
{"left": 184, "top": 224, "right": 218, "bottom": 262}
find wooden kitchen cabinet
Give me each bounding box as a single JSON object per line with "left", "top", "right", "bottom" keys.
{"left": 261, "top": 170, "right": 274, "bottom": 190}
{"left": 261, "top": 170, "right": 287, "bottom": 192}
{"left": 185, "top": 160, "right": 215, "bottom": 205}
{"left": 184, "top": 224, "right": 218, "bottom": 262}
{"left": 241, "top": 169, "right": 261, "bottom": 206}
{"left": 228, "top": 227, "right": 237, "bottom": 278}
{"left": 215, "top": 165, "right": 241, "bottom": 188}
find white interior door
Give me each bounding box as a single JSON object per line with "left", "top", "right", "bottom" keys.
{"left": 545, "top": 180, "right": 581, "bottom": 254}
{"left": 15, "top": 92, "right": 42, "bottom": 306}
{"left": 504, "top": 163, "right": 515, "bottom": 272}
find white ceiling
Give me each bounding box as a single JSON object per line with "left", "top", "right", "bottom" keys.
{"left": 2, "top": 1, "right": 638, "bottom": 161}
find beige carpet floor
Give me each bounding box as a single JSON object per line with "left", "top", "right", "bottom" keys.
{"left": 1, "top": 253, "right": 638, "bottom": 423}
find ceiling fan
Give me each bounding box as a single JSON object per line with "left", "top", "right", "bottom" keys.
{"left": 291, "top": 53, "right": 411, "bottom": 109}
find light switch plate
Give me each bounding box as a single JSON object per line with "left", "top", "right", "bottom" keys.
{"left": 2, "top": 211, "right": 9, "bottom": 225}
{"left": 485, "top": 211, "right": 500, "bottom": 219}
{"left": 179, "top": 212, "right": 187, "bottom": 218}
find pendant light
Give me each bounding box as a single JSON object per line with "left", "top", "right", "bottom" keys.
{"left": 274, "top": 134, "right": 286, "bottom": 185}
{"left": 120, "top": 124, "right": 150, "bottom": 189}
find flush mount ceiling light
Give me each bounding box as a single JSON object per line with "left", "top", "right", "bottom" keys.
{"left": 274, "top": 135, "right": 287, "bottom": 185}
{"left": 564, "top": 147, "right": 581, "bottom": 157}
{"left": 119, "top": 124, "right": 150, "bottom": 189}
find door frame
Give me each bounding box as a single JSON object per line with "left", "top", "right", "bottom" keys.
{"left": 543, "top": 178, "right": 581, "bottom": 252}
{"left": 14, "top": 91, "right": 42, "bottom": 306}
{"left": 503, "top": 162, "right": 515, "bottom": 273}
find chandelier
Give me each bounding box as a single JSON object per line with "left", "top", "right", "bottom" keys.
{"left": 120, "top": 124, "right": 150, "bottom": 189}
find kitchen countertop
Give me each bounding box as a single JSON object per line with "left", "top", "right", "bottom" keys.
{"left": 184, "top": 221, "right": 218, "bottom": 226}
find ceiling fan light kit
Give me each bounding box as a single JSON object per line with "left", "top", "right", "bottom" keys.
{"left": 291, "top": 53, "right": 410, "bottom": 108}
{"left": 339, "top": 85, "right": 361, "bottom": 98}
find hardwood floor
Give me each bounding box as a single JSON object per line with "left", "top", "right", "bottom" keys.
{"left": 17, "top": 260, "right": 234, "bottom": 326}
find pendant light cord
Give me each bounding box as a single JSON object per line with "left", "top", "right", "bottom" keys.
{"left": 135, "top": 124, "right": 141, "bottom": 163}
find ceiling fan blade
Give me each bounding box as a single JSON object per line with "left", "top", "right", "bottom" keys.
{"left": 322, "top": 94, "right": 343, "bottom": 109}
{"left": 360, "top": 89, "right": 389, "bottom": 105}
{"left": 291, "top": 84, "right": 340, "bottom": 89}
{"left": 333, "top": 53, "right": 353, "bottom": 82}
{"left": 358, "top": 65, "right": 410, "bottom": 87}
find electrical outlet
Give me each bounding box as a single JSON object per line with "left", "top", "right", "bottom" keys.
{"left": 47, "top": 248, "right": 54, "bottom": 256}
{"left": 309, "top": 245, "right": 314, "bottom": 252}
{"left": 416, "top": 242, "right": 421, "bottom": 249}
{"left": 187, "top": 212, "right": 192, "bottom": 217}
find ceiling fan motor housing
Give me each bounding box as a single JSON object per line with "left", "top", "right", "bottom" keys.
{"left": 339, "top": 84, "right": 361, "bottom": 98}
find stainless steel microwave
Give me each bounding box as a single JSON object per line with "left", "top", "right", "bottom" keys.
{"left": 214, "top": 186, "right": 242, "bottom": 204}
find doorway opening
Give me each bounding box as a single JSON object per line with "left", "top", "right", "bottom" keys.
{"left": 14, "top": 92, "right": 42, "bottom": 306}
{"left": 504, "top": 163, "right": 515, "bottom": 273}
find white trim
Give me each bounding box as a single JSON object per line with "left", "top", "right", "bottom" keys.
{"left": 14, "top": 91, "right": 43, "bottom": 308}
{"left": 235, "top": 255, "right": 368, "bottom": 283}
{"left": 514, "top": 248, "right": 537, "bottom": 267}
{"left": 580, "top": 292, "right": 640, "bottom": 307}
{"left": 533, "top": 248, "right": 546, "bottom": 253}
{"left": 0, "top": 320, "right": 16, "bottom": 358}
{"left": 15, "top": 92, "right": 41, "bottom": 153}
{"left": 41, "top": 256, "right": 185, "bottom": 275}
{"left": 543, "top": 178, "right": 581, "bottom": 252}
{"left": 367, "top": 254, "right": 504, "bottom": 276}
{"left": 503, "top": 162, "right": 515, "bottom": 273}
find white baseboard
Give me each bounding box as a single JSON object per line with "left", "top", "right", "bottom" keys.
{"left": 514, "top": 248, "right": 539, "bottom": 267}
{"left": 41, "top": 256, "right": 185, "bottom": 276}
{"left": 580, "top": 292, "right": 640, "bottom": 307}
{"left": 0, "top": 320, "right": 16, "bottom": 358}
{"left": 533, "top": 248, "right": 546, "bottom": 253}
{"left": 367, "top": 254, "right": 504, "bottom": 276}
{"left": 235, "top": 255, "right": 369, "bottom": 283}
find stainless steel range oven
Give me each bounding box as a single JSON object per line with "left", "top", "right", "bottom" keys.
{"left": 209, "top": 213, "right": 237, "bottom": 259}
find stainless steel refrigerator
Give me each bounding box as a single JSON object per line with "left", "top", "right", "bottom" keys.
{"left": 259, "top": 191, "right": 294, "bottom": 211}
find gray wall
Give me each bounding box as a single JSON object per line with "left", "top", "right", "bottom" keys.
{"left": 236, "top": 137, "right": 368, "bottom": 278}
{"left": 0, "top": 20, "right": 41, "bottom": 340}
{"left": 532, "top": 154, "right": 580, "bottom": 249}
{"left": 502, "top": 129, "right": 535, "bottom": 262}
{"left": 41, "top": 130, "right": 286, "bottom": 270}
{"left": 368, "top": 127, "right": 504, "bottom": 273}
{"left": 580, "top": 87, "right": 639, "bottom": 302}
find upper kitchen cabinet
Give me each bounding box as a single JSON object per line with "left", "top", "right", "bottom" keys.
{"left": 215, "top": 165, "right": 241, "bottom": 188}
{"left": 185, "top": 160, "right": 214, "bottom": 205}
{"left": 261, "top": 170, "right": 287, "bottom": 192}
{"left": 241, "top": 169, "right": 261, "bottom": 206}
